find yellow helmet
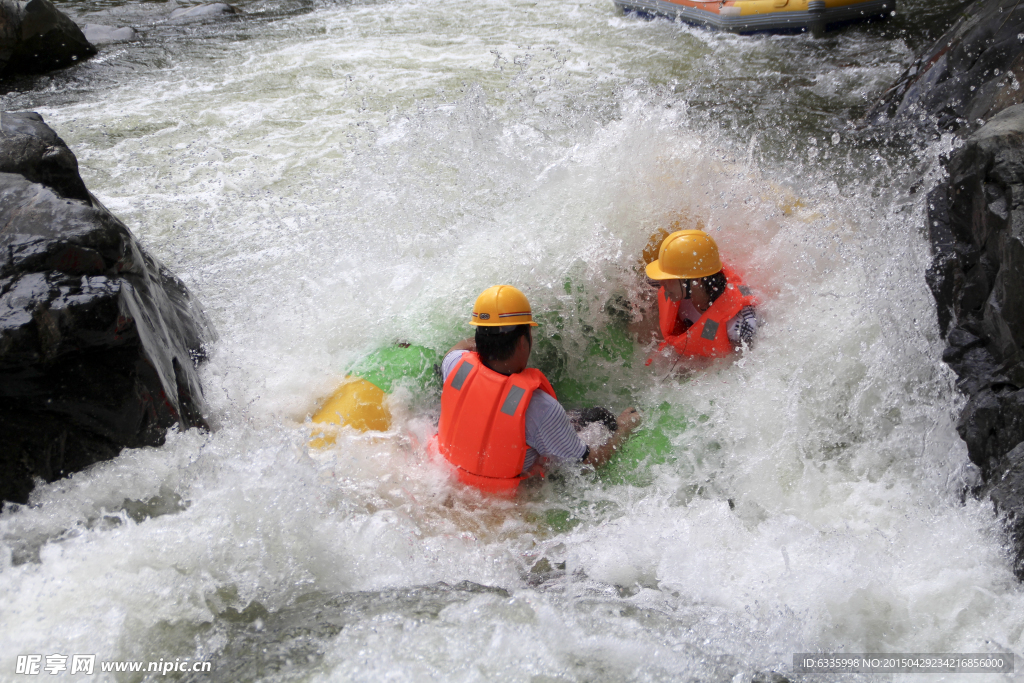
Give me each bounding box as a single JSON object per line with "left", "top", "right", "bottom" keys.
{"left": 639, "top": 214, "right": 706, "bottom": 269}
{"left": 470, "top": 285, "right": 539, "bottom": 327}
{"left": 645, "top": 230, "right": 722, "bottom": 280}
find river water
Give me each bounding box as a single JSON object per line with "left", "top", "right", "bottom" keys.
{"left": 3, "top": 0, "right": 1022, "bottom": 680}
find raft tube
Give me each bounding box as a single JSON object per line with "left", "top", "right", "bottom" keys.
{"left": 613, "top": 0, "right": 895, "bottom": 35}
{"left": 309, "top": 344, "right": 441, "bottom": 447}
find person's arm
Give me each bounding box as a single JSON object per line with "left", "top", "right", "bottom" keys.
{"left": 726, "top": 306, "right": 758, "bottom": 347}
{"left": 525, "top": 398, "right": 642, "bottom": 469}
{"left": 627, "top": 285, "right": 661, "bottom": 345}
{"left": 582, "top": 408, "right": 642, "bottom": 468}
{"left": 440, "top": 348, "right": 470, "bottom": 382}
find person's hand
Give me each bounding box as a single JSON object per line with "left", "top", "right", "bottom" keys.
{"left": 584, "top": 408, "right": 642, "bottom": 468}
{"left": 617, "top": 407, "right": 641, "bottom": 435}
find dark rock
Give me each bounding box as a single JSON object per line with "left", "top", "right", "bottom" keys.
{"left": 0, "top": 0, "right": 97, "bottom": 78}
{"left": 181, "top": 582, "right": 508, "bottom": 683}
{"left": 866, "top": 0, "right": 1024, "bottom": 134}
{"left": 0, "top": 111, "right": 89, "bottom": 202}
{"left": 168, "top": 3, "right": 239, "bottom": 20}
{"left": 987, "top": 442, "right": 1024, "bottom": 577}
{"left": 927, "top": 105, "right": 1024, "bottom": 487}
{"left": 751, "top": 674, "right": 790, "bottom": 683}
{"left": 0, "top": 111, "right": 211, "bottom": 505}
{"left": 863, "top": 0, "right": 1024, "bottom": 580}
{"left": 926, "top": 103, "right": 1024, "bottom": 578}
{"left": 80, "top": 24, "right": 138, "bottom": 45}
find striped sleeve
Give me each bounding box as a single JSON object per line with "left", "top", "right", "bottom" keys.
{"left": 523, "top": 391, "right": 588, "bottom": 465}
{"left": 727, "top": 306, "right": 758, "bottom": 346}
{"left": 440, "top": 350, "right": 467, "bottom": 381}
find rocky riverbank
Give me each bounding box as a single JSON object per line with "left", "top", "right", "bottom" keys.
{"left": 0, "top": 112, "right": 211, "bottom": 504}
{"left": 867, "top": 0, "right": 1024, "bottom": 135}
{"left": 0, "top": 0, "right": 96, "bottom": 78}
{"left": 0, "top": 0, "right": 243, "bottom": 81}
{"left": 872, "top": 0, "right": 1024, "bottom": 577}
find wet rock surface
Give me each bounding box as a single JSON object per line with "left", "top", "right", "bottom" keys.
{"left": 80, "top": 24, "right": 138, "bottom": 45}
{"left": 0, "top": 111, "right": 211, "bottom": 505}
{"left": 927, "top": 104, "right": 1024, "bottom": 574}
{"left": 168, "top": 3, "right": 239, "bottom": 20}
{"left": 0, "top": 0, "right": 97, "bottom": 78}
{"left": 181, "top": 582, "right": 510, "bottom": 683}
{"left": 867, "top": 0, "right": 1024, "bottom": 135}
{"left": 880, "top": 0, "right": 1024, "bottom": 578}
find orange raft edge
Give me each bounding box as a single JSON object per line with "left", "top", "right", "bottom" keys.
{"left": 612, "top": 0, "right": 895, "bottom": 35}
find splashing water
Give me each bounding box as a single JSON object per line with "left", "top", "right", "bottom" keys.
{"left": 2, "top": 0, "right": 1021, "bottom": 679}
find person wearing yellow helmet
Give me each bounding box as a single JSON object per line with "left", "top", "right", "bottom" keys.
{"left": 640, "top": 230, "right": 758, "bottom": 359}
{"left": 437, "top": 285, "right": 642, "bottom": 495}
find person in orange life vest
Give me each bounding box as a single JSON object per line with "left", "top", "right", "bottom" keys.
{"left": 438, "top": 285, "right": 642, "bottom": 494}
{"left": 642, "top": 230, "right": 758, "bottom": 358}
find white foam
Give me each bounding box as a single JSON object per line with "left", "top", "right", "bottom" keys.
{"left": 4, "top": 0, "right": 1023, "bottom": 677}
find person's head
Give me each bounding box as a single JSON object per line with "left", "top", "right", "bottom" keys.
{"left": 475, "top": 324, "right": 532, "bottom": 368}
{"left": 646, "top": 230, "right": 725, "bottom": 312}
{"left": 660, "top": 271, "right": 727, "bottom": 310}
{"left": 469, "top": 285, "right": 539, "bottom": 372}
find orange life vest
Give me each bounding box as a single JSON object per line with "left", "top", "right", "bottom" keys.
{"left": 657, "top": 265, "right": 757, "bottom": 358}
{"left": 437, "top": 352, "right": 556, "bottom": 495}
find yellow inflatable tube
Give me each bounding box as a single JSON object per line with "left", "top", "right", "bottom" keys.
{"left": 308, "top": 344, "right": 441, "bottom": 448}
{"left": 308, "top": 377, "right": 391, "bottom": 448}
